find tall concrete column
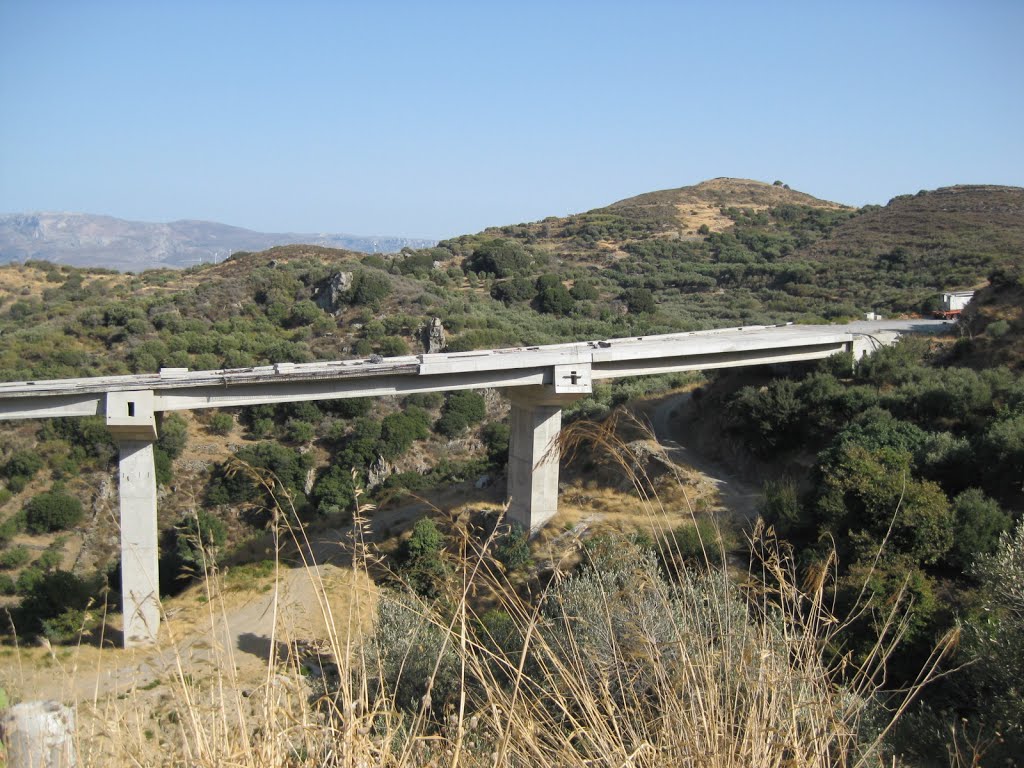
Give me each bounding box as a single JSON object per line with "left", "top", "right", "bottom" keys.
{"left": 106, "top": 391, "right": 160, "bottom": 648}
{"left": 505, "top": 375, "right": 589, "bottom": 530}
{"left": 117, "top": 439, "right": 160, "bottom": 647}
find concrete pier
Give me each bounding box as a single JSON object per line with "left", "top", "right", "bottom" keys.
{"left": 116, "top": 440, "right": 160, "bottom": 647}
{"left": 506, "top": 387, "right": 584, "bottom": 530}
{"left": 106, "top": 391, "right": 161, "bottom": 647}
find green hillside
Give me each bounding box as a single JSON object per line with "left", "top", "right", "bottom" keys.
{"left": 2, "top": 179, "right": 1020, "bottom": 386}
{"left": 800, "top": 184, "right": 1024, "bottom": 312}
{"left": 2, "top": 177, "right": 1024, "bottom": 764}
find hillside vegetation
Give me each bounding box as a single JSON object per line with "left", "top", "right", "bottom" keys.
{"left": 0, "top": 177, "right": 1022, "bottom": 765}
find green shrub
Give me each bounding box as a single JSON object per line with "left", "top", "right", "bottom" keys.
{"left": 24, "top": 491, "right": 84, "bottom": 534}
{"left": 371, "top": 591, "right": 460, "bottom": 714}
{"left": 0, "top": 513, "right": 25, "bottom": 546}
{"left": 466, "top": 239, "right": 532, "bottom": 278}
{"left": 0, "top": 573, "right": 15, "bottom": 595}
{"left": 436, "top": 390, "right": 487, "bottom": 437}
{"left": 948, "top": 488, "right": 1011, "bottom": 571}
{"left": 13, "top": 569, "right": 106, "bottom": 641}
{"left": 172, "top": 510, "right": 228, "bottom": 575}
{"left": 15, "top": 565, "right": 43, "bottom": 594}
{"left": 37, "top": 540, "right": 64, "bottom": 571}
{"left": 250, "top": 417, "right": 275, "bottom": 439}
{"left": 403, "top": 392, "right": 443, "bottom": 410}
{"left": 378, "top": 336, "right": 409, "bottom": 356}
{"left": 401, "top": 518, "right": 448, "bottom": 597}
{"left": 311, "top": 465, "right": 356, "bottom": 516}
{"left": 288, "top": 299, "right": 323, "bottom": 327}
{"left": 207, "top": 442, "right": 313, "bottom": 506}
{"left": 154, "top": 447, "right": 173, "bottom": 486}
{"left": 348, "top": 271, "right": 392, "bottom": 306}
{"left": 0, "top": 545, "right": 31, "bottom": 570}
{"left": 622, "top": 287, "right": 656, "bottom": 314}
{"left": 378, "top": 409, "right": 430, "bottom": 460}
{"left": 759, "top": 477, "right": 806, "bottom": 539}
{"left": 491, "top": 277, "right": 535, "bottom": 304}
{"left": 959, "top": 518, "right": 1024, "bottom": 761}
{"left": 482, "top": 422, "right": 510, "bottom": 465}
{"left": 660, "top": 520, "right": 724, "bottom": 573}
{"left": 987, "top": 319, "right": 1010, "bottom": 338}
{"left": 208, "top": 412, "right": 234, "bottom": 435}
{"left": 285, "top": 419, "right": 315, "bottom": 444}
{"left": 495, "top": 524, "right": 532, "bottom": 571}
{"left": 157, "top": 413, "right": 189, "bottom": 460}
{"left": 324, "top": 397, "right": 373, "bottom": 419}
{"left": 1, "top": 450, "right": 44, "bottom": 483}
{"left": 534, "top": 274, "right": 575, "bottom": 315}
{"left": 570, "top": 280, "right": 599, "bottom": 301}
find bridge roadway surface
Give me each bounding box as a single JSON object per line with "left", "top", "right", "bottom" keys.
{"left": 0, "top": 318, "right": 950, "bottom": 647}
{"left": 0, "top": 319, "right": 945, "bottom": 419}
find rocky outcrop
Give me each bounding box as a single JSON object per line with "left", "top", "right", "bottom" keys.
{"left": 367, "top": 455, "right": 394, "bottom": 488}
{"left": 423, "top": 317, "right": 446, "bottom": 353}
{"left": 315, "top": 272, "right": 353, "bottom": 313}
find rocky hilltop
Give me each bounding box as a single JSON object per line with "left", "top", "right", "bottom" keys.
{"left": 0, "top": 212, "right": 437, "bottom": 271}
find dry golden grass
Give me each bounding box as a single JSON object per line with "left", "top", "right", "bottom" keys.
{"left": 673, "top": 202, "right": 736, "bottom": 234}
{"left": 0, "top": 423, "right": 957, "bottom": 767}
{"left": 0, "top": 263, "right": 132, "bottom": 303}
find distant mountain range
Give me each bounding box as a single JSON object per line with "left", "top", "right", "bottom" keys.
{"left": 0, "top": 212, "right": 437, "bottom": 271}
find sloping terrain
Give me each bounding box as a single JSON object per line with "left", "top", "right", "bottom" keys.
{"left": 956, "top": 262, "right": 1024, "bottom": 368}
{"left": 798, "top": 185, "right": 1024, "bottom": 311}
{"left": 3, "top": 177, "right": 1024, "bottom": 765}
{"left": 1, "top": 175, "right": 1022, "bottom": 654}
{"left": 604, "top": 176, "right": 849, "bottom": 235}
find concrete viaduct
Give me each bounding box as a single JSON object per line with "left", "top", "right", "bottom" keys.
{"left": 0, "top": 320, "right": 945, "bottom": 646}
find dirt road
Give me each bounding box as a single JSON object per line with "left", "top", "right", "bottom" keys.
{"left": 649, "top": 392, "right": 761, "bottom": 522}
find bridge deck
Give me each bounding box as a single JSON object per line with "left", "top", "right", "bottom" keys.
{"left": 0, "top": 317, "right": 949, "bottom": 647}
{"left": 0, "top": 322, "right": 899, "bottom": 420}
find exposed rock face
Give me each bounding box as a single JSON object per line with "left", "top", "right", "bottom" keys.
{"left": 367, "top": 455, "right": 394, "bottom": 488}
{"left": 423, "top": 317, "right": 446, "bottom": 353}
{"left": 315, "top": 272, "right": 353, "bottom": 313}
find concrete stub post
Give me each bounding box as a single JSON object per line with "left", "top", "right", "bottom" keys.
{"left": 105, "top": 391, "right": 160, "bottom": 648}
{"left": 505, "top": 385, "right": 586, "bottom": 531}
{"left": 1, "top": 700, "right": 77, "bottom": 767}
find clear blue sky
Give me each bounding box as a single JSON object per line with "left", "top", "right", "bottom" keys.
{"left": 1, "top": 1, "right": 1021, "bottom": 239}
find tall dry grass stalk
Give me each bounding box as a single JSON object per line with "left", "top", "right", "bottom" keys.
{"left": 5, "top": 417, "right": 953, "bottom": 766}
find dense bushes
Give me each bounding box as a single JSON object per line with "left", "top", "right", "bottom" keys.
{"left": 25, "top": 491, "right": 84, "bottom": 533}
{"left": 436, "top": 390, "right": 486, "bottom": 437}
{"left": 347, "top": 271, "right": 392, "bottom": 306}
{"left": 712, "top": 336, "right": 1022, "bottom": 749}
{"left": 399, "top": 517, "right": 448, "bottom": 597}
{"left": 12, "top": 569, "right": 106, "bottom": 641}
{"left": 172, "top": 510, "right": 228, "bottom": 575}
{"left": 465, "top": 239, "right": 532, "bottom": 278}
{"left": 207, "top": 442, "right": 313, "bottom": 507}
{"left": 1, "top": 450, "right": 44, "bottom": 492}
